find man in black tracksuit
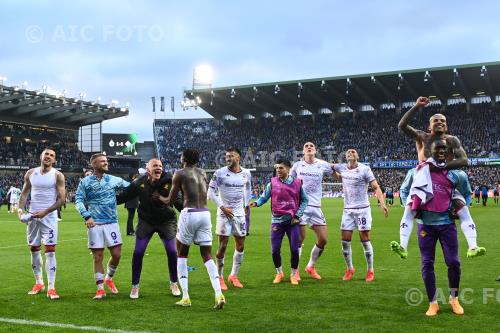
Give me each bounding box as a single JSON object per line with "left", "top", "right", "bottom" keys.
{"left": 117, "top": 158, "right": 183, "bottom": 299}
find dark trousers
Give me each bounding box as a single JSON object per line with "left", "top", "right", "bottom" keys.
{"left": 127, "top": 208, "right": 136, "bottom": 234}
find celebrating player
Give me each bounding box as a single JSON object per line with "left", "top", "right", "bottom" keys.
{"left": 250, "top": 159, "right": 308, "bottom": 285}
{"left": 18, "top": 148, "right": 66, "bottom": 299}
{"left": 290, "top": 142, "right": 334, "bottom": 280}
{"left": 208, "top": 148, "right": 252, "bottom": 290}
{"left": 413, "top": 139, "right": 470, "bottom": 316}
{"left": 392, "top": 96, "right": 485, "bottom": 259}
{"left": 335, "top": 149, "right": 388, "bottom": 282}
{"left": 117, "top": 158, "right": 183, "bottom": 299}
{"left": 75, "top": 153, "right": 130, "bottom": 299}
{"left": 159, "top": 149, "right": 225, "bottom": 309}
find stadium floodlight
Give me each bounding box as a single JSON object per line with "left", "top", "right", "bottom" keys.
{"left": 252, "top": 86, "right": 258, "bottom": 101}
{"left": 476, "top": 91, "right": 485, "bottom": 95}
{"left": 230, "top": 88, "right": 236, "bottom": 98}
{"left": 274, "top": 84, "right": 280, "bottom": 95}
{"left": 480, "top": 65, "right": 487, "bottom": 77}
{"left": 424, "top": 71, "right": 431, "bottom": 82}
{"left": 210, "top": 90, "right": 214, "bottom": 106}
{"left": 22, "top": 81, "right": 28, "bottom": 88}
{"left": 111, "top": 99, "right": 119, "bottom": 106}
{"left": 297, "top": 82, "right": 303, "bottom": 98}
{"left": 42, "top": 85, "right": 48, "bottom": 93}
{"left": 125, "top": 102, "right": 130, "bottom": 108}
{"left": 321, "top": 80, "right": 327, "bottom": 91}
{"left": 371, "top": 76, "right": 376, "bottom": 84}
{"left": 193, "top": 64, "right": 214, "bottom": 90}
{"left": 345, "top": 78, "right": 351, "bottom": 95}
{"left": 0, "top": 76, "right": 6, "bottom": 92}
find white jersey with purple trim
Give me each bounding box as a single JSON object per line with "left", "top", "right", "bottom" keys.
{"left": 335, "top": 163, "right": 375, "bottom": 209}
{"left": 291, "top": 159, "right": 333, "bottom": 207}
{"left": 29, "top": 167, "right": 58, "bottom": 225}
{"left": 208, "top": 166, "right": 252, "bottom": 216}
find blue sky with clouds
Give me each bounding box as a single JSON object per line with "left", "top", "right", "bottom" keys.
{"left": 2, "top": 0, "right": 500, "bottom": 140}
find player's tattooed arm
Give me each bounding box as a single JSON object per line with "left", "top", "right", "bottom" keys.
{"left": 446, "top": 136, "right": 468, "bottom": 169}
{"left": 17, "top": 169, "right": 34, "bottom": 218}
{"left": 398, "top": 96, "right": 429, "bottom": 139}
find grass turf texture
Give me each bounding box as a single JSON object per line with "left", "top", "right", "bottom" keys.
{"left": 0, "top": 199, "right": 499, "bottom": 332}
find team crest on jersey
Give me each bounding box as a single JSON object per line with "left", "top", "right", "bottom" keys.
{"left": 420, "top": 230, "right": 427, "bottom": 238}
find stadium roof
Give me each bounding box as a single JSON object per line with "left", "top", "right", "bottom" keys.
{"left": 0, "top": 84, "right": 129, "bottom": 130}
{"left": 184, "top": 61, "right": 500, "bottom": 120}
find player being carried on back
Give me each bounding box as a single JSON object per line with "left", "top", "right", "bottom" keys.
{"left": 391, "top": 96, "right": 485, "bottom": 259}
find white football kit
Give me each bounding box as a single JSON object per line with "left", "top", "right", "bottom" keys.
{"left": 335, "top": 163, "right": 375, "bottom": 231}
{"left": 26, "top": 167, "right": 59, "bottom": 246}
{"left": 208, "top": 166, "right": 252, "bottom": 237}
{"left": 291, "top": 159, "right": 333, "bottom": 227}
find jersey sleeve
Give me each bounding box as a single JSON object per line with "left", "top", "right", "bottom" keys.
{"left": 321, "top": 160, "right": 334, "bottom": 176}
{"left": 365, "top": 166, "right": 376, "bottom": 183}
{"left": 290, "top": 162, "right": 298, "bottom": 178}
{"left": 75, "top": 179, "right": 91, "bottom": 220}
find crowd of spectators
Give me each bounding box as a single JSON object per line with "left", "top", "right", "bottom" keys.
{"left": 0, "top": 122, "right": 89, "bottom": 167}
{"left": 155, "top": 102, "right": 500, "bottom": 169}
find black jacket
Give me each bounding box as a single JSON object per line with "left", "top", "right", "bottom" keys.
{"left": 117, "top": 172, "right": 183, "bottom": 224}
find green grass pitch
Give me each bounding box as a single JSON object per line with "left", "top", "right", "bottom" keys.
{"left": 0, "top": 199, "right": 499, "bottom": 332}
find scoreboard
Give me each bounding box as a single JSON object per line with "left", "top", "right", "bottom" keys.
{"left": 102, "top": 133, "right": 138, "bottom": 156}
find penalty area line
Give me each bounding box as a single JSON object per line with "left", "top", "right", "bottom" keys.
{"left": 0, "top": 317, "right": 155, "bottom": 333}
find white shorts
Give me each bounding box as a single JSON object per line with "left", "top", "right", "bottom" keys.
{"left": 27, "top": 216, "right": 58, "bottom": 246}
{"left": 88, "top": 223, "right": 122, "bottom": 249}
{"left": 340, "top": 207, "right": 372, "bottom": 231}
{"left": 300, "top": 206, "right": 327, "bottom": 228}
{"left": 216, "top": 214, "right": 246, "bottom": 237}
{"left": 177, "top": 208, "right": 212, "bottom": 246}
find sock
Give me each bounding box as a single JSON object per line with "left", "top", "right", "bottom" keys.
{"left": 298, "top": 244, "right": 303, "bottom": 259}
{"left": 230, "top": 251, "right": 244, "bottom": 276}
{"left": 45, "top": 252, "right": 56, "bottom": 289}
{"left": 361, "top": 241, "right": 374, "bottom": 271}
{"left": 105, "top": 263, "right": 117, "bottom": 280}
{"left": 95, "top": 272, "right": 105, "bottom": 290}
{"left": 132, "top": 283, "right": 139, "bottom": 289}
{"left": 216, "top": 257, "right": 225, "bottom": 277}
{"left": 291, "top": 268, "right": 298, "bottom": 276}
{"left": 341, "top": 240, "right": 353, "bottom": 269}
{"left": 177, "top": 257, "right": 189, "bottom": 299}
{"left": 457, "top": 206, "right": 478, "bottom": 249}
{"left": 204, "top": 259, "right": 222, "bottom": 297}
{"left": 31, "top": 250, "right": 44, "bottom": 284}
{"left": 276, "top": 266, "right": 283, "bottom": 274}
{"left": 307, "top": 244, "right": 324, "bottom": 268}
{"left": 400, "top": 205, "right": 415, "bottom": 250}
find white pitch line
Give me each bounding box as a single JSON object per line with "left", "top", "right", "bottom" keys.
{"left": 0, "top": 237, "right": 87, "bottom": 249}
{"left": 0, "top": 317, "right": 155, "bottom": 333}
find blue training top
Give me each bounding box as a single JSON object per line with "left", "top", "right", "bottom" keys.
{"left": 75, "top": 174, "right": 130, "bottom": 224}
